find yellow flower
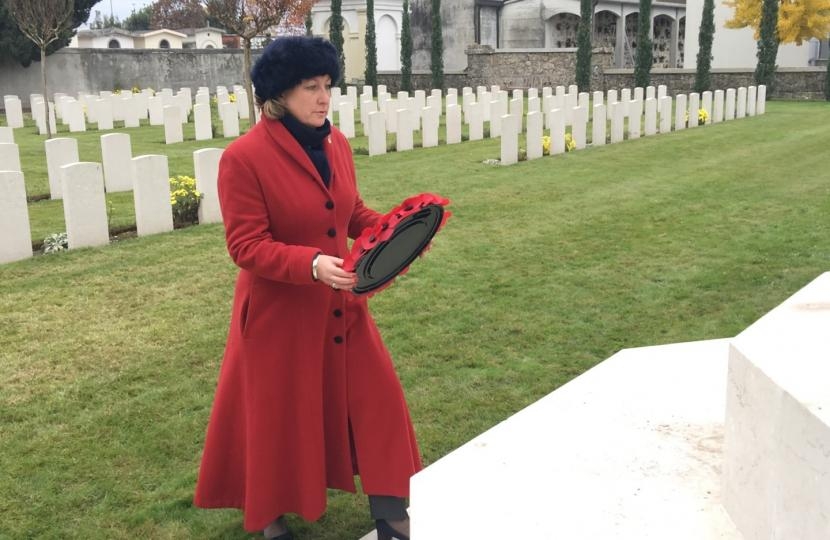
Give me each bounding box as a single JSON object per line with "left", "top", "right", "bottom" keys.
{"left": 698, "top": 108, "right": 709, "bottom": 125}
{"left": 542, "top": 135, "right": 551, "bottom": 155}
{"left": 564, "top": 133, "right": 576, "bottom": 152}
{"left": 229, "top": 94, "right": 237, "bottom": 103}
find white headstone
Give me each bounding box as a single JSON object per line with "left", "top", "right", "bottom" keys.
{"left": 338, "top": 101, "right": 355, "bottom": 139}
{"left": 396, "top": 108, "right": 413, "bottom": 152}
{"left": 4, "top": 96, "right": 24, "bottom": 128}
{"left": 527, "top": 97, "right": 540, "bottom": 115}
{"left": 500, "top": 114, "right": 518, "bottom": 166}
{"left": 462, "top": 92, "right": 476, "bottom": 123}
{"left": 542, "top": 87, "right": 552, "bottom": 98}
{"left": 132, "top": 155, "right": 174, "bottom": 236}
{"left": 549, "top": 109, "right": 565, "bottom": 155}
{"left": 592, "top": 91, "right": 604, "bottom": 109}
{"left": 701, "top": 91, "right": 713, "bottom": 121}
{"left": 164, "top": 106, "right": 184, "bottom": 144}
{"left": 194, "top": 103, "right": 212, "bottom": 141}
{"left": 96, "top": 98, "right": 114, "bottom": 131}
{"left": 509, "top": 97, "right": 523, "bottom": 132}
{"left": 0, "top": 170, "right": 32, "bottom": 263}
{"left": 220, "top": 102, "right": 239, "bottom": 138}
{"left": 194, "top": 148, "right": 223, "bottom": 224}
{"left": 659, "top": 96, "right": 672, "bottom": 133}
{"left": 646, "top": 86, "right": 656, "bottom": 100}
{"left": 725, "top": 88, "right": 737, "bottom": 121}
{"left": 572, "top": 106, "right": 587, "bottom": 150}
{"left": 122, "top": 96, "right": 140, "bottom": 128}
{"left": 657, "top": 85, "right": 667, "bottom": 100}
{"left": 148, "top": 96, "right": 164, "bottom": 126}
{"left": 0, "top": 142, "right": 21, "bottom": 171}
{"left": 489, "top": 99, "right": 504, "bottom": 138}
{"left": 528, "top": 88, "right": 539, "bottom": 100}
{"left": 747, "top": 86, "right": 757, "bottom": 116}
{"left": 63, "top": 99, "right": 86, "bottom": 132}
{"left": 633, "top": 87, "right": 644, "bottom": 102}
{"left": 688, "top": 93, "right": 700, "bottom": 128}
{"left": 45, "top": 137, "right": 79, "bottom": 199}
{"left": 377, "top": 84, "right": 387, "bottom": 95}
{"left": 384, "top": 98, "right": 398, "bottom": 133}
{"left": 36, "top": 100, "right": 57, "bottom": 136}
{"left": 100, "top": 133, "right": 133, "bottom": 192}
{"left": 644, "top": 98, "right": 657, "bottom": 136}
{"left": 592, "top": 104, "right": 606, "bottom": 146}
{"left": 526, "top": 111, "right": 543, "bottom": 160}
{"left": 620, "top": 88, "right": 631, "bottom": 117}
{"left": 422, "top": 106, "right": 439, "bottom": 148}
{"left": 713, "top": 90, "right": 725, "bottom": 123}
{"left": 60, "top": 162, "right": 109, "bottom": 249}
{"left": 361, "top": 100, "right": 377, "bottom": 136}
{"left": 362, "top": 85, "right": 374, "bottom": 98}
{"left": 610, "top": 102, "right": 625, "bottom": 143}
{"left": 756, "top": 85, "right": 767, "bottom": 115}
{"left": 468, "top": 102, "right": 484, "bottom": 141}
{"left": 368, "top": 111, "right": 387, "bottom": 156}
{"left": 445, "top": 104, "right": 461, "bottom": 145}
{"left": 236, "top": 90, "right": 249, "bottom": 120}
{"left": 606, "top": 90, "right": 618, "bottom": 121}
{"left": 346, "top": 86, "right": 358, "bottom": 109}
{"left": 628, "top": 99, "right": 643, "bottom": 138}
{"left": 0, "top": 126, "right": 12, "bottom": 144}
{"left": 675, "top": 94, "right": 688, "bottom": 131}
{"left": 736, "top": 87, "right": 747, "bottom": 119}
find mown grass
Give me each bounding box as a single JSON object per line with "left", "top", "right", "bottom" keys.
{"left": 1, "top": 101, "right": 829, "bottom": 539}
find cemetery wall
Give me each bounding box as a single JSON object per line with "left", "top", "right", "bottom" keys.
{"left": 0, "top": 49, "right": 263, "bottom": 108}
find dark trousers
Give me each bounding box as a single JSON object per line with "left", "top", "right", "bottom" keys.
{"left": 368, "top": 495, "right": 408, "bottom": 520}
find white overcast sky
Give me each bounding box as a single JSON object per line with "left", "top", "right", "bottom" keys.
{"left": 86, "top": 0, "right": 154, "bottom": 26}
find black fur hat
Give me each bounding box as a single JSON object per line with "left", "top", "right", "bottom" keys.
{"left": 251, "top": 36, "right": 340, "bottom": 101}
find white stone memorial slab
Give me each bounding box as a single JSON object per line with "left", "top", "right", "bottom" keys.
{"left": 0, "top": 170, "right": 32, "bottom": 263}
{"left": 468, "top": 102, "right": 484, "bottom": 141}
{"left": 747, "top": 86, "right": 756, "bottom": 116}
{"left": 338, "top": 101, "right": 355, "bottom": 139}
{"left": 0, "top": 142, "right": 21, "bottom": 171}
{"left": 445, "top": 104, "right": 461, "bottom": 145}
{"left": 526, "top": 111, "right": 543, "bottom": 160}
{"left": 659, "top": 96, "right": 672, "bottom": 133}
{"left": 100, "top": 133, "right": 133, "bottom": 192}
{"left": 675, "top": 94, "right": 687, "bottom": 131}
{"left": 164, "top": 106, "right": 184, "bottom": 144}
{"left": 396, "top": 108, "right": 413, "bottom": 152}
{"left": 0, "top": 127, "right": 12, "bottom": 144}
{"left": 610, "top": 102, "right": 625, "bottom": 143}
{"left": 132, "top": 154, "right": 174, "bottom": 236}
{"left": 194, "top": 103, "right": 212, "bottom": 141}
{"left": 45, "top": 137, "right": 79, "bottom": 199}
{"left": 688, "top": 93, "right": 700, "bottom": 128}
{"left": 421, "top": 106, "right": 439, "bottom": 148}
{"left": 644, "top": 98, "right": 657, "bottom": 136}
{"left": 756, "top": 85, "right": 766, "bottom": 115}
{"left": 368, "top": 111, "right": 387, "bottom": 156}
{"left": 148, "top": 96, "right": 164, "bottom": 126}
{"left": 500, "top": 114, "right": 518, "bottom": 165}
{"left": 220, "top": 102, "right": 239, "bottom": 138}
{"left": 713, "top": 90, "right": 724, "bottom": 123}
{"left": 725, "top": 88, "right": 736, "bottom": 121}
{"left": 736, "top": 87, "right": 747, "bottom": 119}
{"left": 4, "top": 96, "right": 24, "bottom": 128}
{"left": 194, "top": 148, "right": 223, "bottom": 224}
{"left": 60, "top": 162, "right": 109, "bottom": 249}
{"left": 572, "top": 106, "right": 587, "bottom": 149}
{"left": 592, "top": 104, "right": 606, "bottom": 146}
{"left": 550, "top": 109, "right": 565, "bottom": 155}
{"left": 628, "top": 99, "right": 643, "bottom": 139}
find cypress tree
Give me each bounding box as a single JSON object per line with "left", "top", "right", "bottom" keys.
{"left": 575, "top": 0, "right": 593, "bottom": 91}
{"left": 329, "top": 0, "right": 345, "bottom": 89}
{"left": 305, "top": 10, "right": 312, "bottom": 36}
{"left": 694, "top": 0, "right": 715, "bottom": 93}
{"left": 365, "top": 0, "right": 377, "bottom": 88}
{"left": 755, "top": 0, "right": 779, "bottom": 91}
{"left": 633, "top": 0, "right": 653, "bottom": 88}
{"left": 400, "top": 0, "right": 412, "bottom": 92}
{"left": 430, "top": 0, "right": 444, "bottom": 90}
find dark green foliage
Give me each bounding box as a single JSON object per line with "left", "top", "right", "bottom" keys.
{"left": 694, "top": 0, "right": 715, "bottom": 93}
{"left": 755, "top": 0, "right": 780, "bottom": 90}
{"left": 430, "top": 0, "right": 444, "bottom": 89}
{"left": 124, "top": 6, "right": 152, "bottom": 31}
{"left": 634, "top": 0, "right": 653, "bottom": 88}
{"left": 0, "top": 0, "right": 97, "bottom": 67}
{"left": 305, "top": 10, "right": 312, "bottom": 36}
{"left": 575, "top": 0, "right": 593, "bottom": 91}
{"left": 329, "top": 0, "right": 346, "bottom": 89}
{"left": 401, "top": 0, "right": 413, "bottom": 92}
{"left": 825, "top": 64, "right": 830, "bottom": 101}
{"left": 364, "top": 0, "right": 378, "bottom": 88}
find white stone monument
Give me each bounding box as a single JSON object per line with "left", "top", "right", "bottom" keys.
{"left": 628, "top": 98, "right": 643, "bottom": 139}
{"left": 445, "top": 104, "right": 462, "bottom": 145}
{"left": 713, "top": 90, "right": 725, "bottom": 124}
{"left": 500, "top": 114, "right": 518, "bottom": 165}
{"left": 0, "top": 126, "right": 12, "bottom": 144}
{"left": 549, "top": 109, "right": 566, "bottom": 155}
{"left": 688, "top": 93, "right": 700, "bottom": 128}
{"left": 592, "top": 104, "right": 606, "bottom": 146}
{"left": 610, "top": 102, "right": 625, "bottom": 143}
{"left": 736, "top": 87, "right": 747, "bottom": 119}
{"left": 658, "top": 96, "right": 672, "bottom": 134}
{"left": 45, "top": 137, "right": 79, "bottom": 199}
{"left": 3, "top": 96, "right": 24, "bottom": 128}
{"left": 756, "top": 85, "right": 767, "bottom": 115}
{"left": 725, "top": 88, "right": 737, "bottom": 121}
{"left": 571, "top": 106, "right": 588, "bottom": 149}
{"left": 526, "top": 111, "right": 543, "bottom": 160}
{"left": 194, "top": 148, "right": 224, "bottom": 224}
{"left": 60, "top": 162, "right": 109, "bottom": 249}
{"left": 220, "top": 102, "right": 239, "bottom": 138}
{"left": 164, "top": 106, "right": 184, "bottom": 144}
{"left": 338, "top": 101, "right": 355, "bottom": 139}
{"left": 747, "top": 86, "right": 757, "bottom": 116}
{"left": 395, "top": 108, "right": 413, "bottom": 152}
{"left": 644, "top": 98, "right": 657, "bottom": 136}
{"left": 421, "top": 106, "right": 439, "bottom": 148}
{"left": 468, "top": 102, "right": 484, "bottom": 141}
{"left": 0, "top": 170, "right": 32, "bottom": 264}
{"left": 148, "top": 96, "right": 164, "bottom": 126}
{"left": 132, "top": 155, "right": 174, "bottom": 236}
{"left": 100, "top": 133, "right": 133, "bottom": 192}
{"left": 368, "top": 111, "right": 387, "bottom": 156}
{"left": 96, "top": 98, "right": 114, "bottom": 131}
{"left": 675, "top": 94, "right": 688, "bottom": 131}
{"left": 194, "top": 103, "right": 212, "bottom": 141}
{"left": 0, "top": 142, "right": 21, "bottom": 171}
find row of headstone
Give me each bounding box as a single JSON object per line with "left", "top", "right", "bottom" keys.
{"left": 332, "top": 84, "right": 766, "bottom": 160}
{"left": 0, "top": 146, "right": 224, "bottom": 265}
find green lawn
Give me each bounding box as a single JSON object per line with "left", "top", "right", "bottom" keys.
{"left": 1, "top": 101, "right": 829, "bottom": 539}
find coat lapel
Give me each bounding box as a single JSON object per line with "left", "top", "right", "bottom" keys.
{"left": 261, "top": 117, "right": 330, "bottom": 193}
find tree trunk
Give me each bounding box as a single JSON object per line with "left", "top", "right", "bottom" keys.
{"left": 243, "top": 38, "right": 255, "bottom": 125}
{"left": 41, "top": 46, "right": 52, "bottom": 139}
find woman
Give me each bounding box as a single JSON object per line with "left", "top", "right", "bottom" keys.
{"left": 194, "top": 36, "right": 421, "bottom": 540}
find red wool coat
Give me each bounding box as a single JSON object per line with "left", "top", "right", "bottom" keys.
{"left": 194, "top": 118, "right": 422, "bottom": 531}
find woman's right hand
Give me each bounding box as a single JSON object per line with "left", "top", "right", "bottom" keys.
{"left": 316, "top": 255, "right": 358, "bottom": 291}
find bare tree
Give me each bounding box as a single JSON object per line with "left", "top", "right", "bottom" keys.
{"left": 204, "top": 0, "right": 314, "bottom": 122}
{"left": 6, "top": 0, "right": 74, "bottom": 138}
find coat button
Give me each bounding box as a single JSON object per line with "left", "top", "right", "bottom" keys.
{"left": 334, "top": 336, "right": 343, "bottom": 344}
{"left": 325, "top": 201, "right": 334, "bottom": 210}
{"left": 327, "top": 228, "right": 336, "bottom": 237}
{"left": 333, "top": 309, "right": 343, "bottom": 317}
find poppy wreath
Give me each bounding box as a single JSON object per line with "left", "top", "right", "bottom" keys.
{"left": 344, "top": 193, "right": 452, "bottom": 296}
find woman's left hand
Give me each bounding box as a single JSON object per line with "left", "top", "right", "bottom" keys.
{"left": 316, "top": 255, "right": 358, "bottom": 291}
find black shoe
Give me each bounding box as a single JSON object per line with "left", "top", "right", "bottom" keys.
{"left": 265, "top": 530, "right": 294, "bottom": 540}
{"left": 375, "top": 519, "right": 409, "bottom": 540}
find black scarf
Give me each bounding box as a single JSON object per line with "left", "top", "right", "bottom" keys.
{"left": 281, "top": 113, "right": 332, "bottom": 187}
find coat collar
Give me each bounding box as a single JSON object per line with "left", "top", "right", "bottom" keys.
{"left": 260, "top": 116, "right": 335, "bottom": 193}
